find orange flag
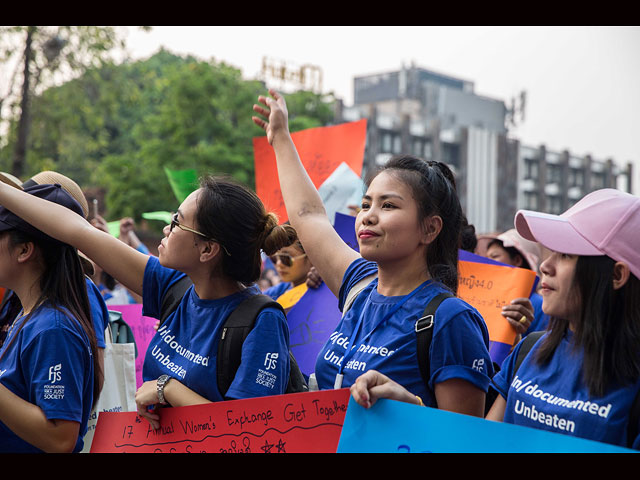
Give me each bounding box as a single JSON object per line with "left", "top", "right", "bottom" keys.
{"left": 253, "top": 119, "right": 367, "bottom": 223}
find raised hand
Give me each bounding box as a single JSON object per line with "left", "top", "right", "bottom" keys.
{"left": 252, "top": 89, "right": 290, "bottom": 145}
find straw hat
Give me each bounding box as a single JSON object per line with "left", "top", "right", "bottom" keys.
{"left": 23, "top": 171, "right": 89, "bottom": 219}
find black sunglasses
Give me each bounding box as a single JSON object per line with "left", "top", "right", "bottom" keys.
{"left": 269, "top": 253, "right": 306, "bottom": 267}
{"left": 169, "top": 213, "right": 231, "bottom": 256}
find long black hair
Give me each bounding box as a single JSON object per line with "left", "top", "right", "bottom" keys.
{"left": 371, "top": 155, "right": 463, "bottom": 294}
{"left": 194, "top": 175, "right": 298, "bottom": 284}
{"left": 0, "top": 230, "right": 102, "bottom": 409}
{"left": 535, "top": 255, "right": 640, "bottom": 397}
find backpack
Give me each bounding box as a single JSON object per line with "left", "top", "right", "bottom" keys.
{"left": 158, "top": 276, "right": 308, "bottom": 397}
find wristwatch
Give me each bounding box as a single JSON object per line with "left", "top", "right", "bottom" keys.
{"left": 157, "top": 374, "right": 172, "bottom": 404}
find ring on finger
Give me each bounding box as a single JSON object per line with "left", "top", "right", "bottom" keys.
{"left": 519, "top": 315, "right": 527, "bottom": 324}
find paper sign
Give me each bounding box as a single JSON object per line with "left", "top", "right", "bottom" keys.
{"left": 107, "top": 304, "right": 158, "bottom": 389}
{"left": 337, "top": 397, "right": 635, "bottom": 453}
{"left": 164, "top": 167, "right": 199, "bottom": 203}
{"left": 318, "top": 162, "right": 365, "bottom": 225}
{"left": 286, "top": 281, "right": 344, "bottom": 376}
{"left": 457, "top": 260, "right": 536, "bottom": 365}
{"left": 333, "top": 212, "right": 358, "bottom": 252}
{"left": 276, "top": 283, "right": 308, "bottom": 310}
{"left": 253, "top": 119, "right": 367, "bottom": 223}
{"left": 91, "top": 388, "right": 350, "bottom": 453}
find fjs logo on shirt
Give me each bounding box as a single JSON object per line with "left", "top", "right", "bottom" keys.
{"left": 44, "top": 364, "right": 65, "bottom": 401}
{"left": 48, "top": 363, "right": 62, "bottom": 383}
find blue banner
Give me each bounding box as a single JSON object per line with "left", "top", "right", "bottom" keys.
{"left": 337, "top": 397, "right": 635, "bottom": 453}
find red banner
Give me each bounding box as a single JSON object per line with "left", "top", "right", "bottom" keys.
{"left": 90, "top": 389, "right": 350, "bottom": 453}
{"left": 253, "top": 119, "right": 367, "bottom": 223}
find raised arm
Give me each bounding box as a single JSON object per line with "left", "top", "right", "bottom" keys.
{"left": 0, "top": 181, "right": 148, "bottom": 296}
{"left": 252, "top": 90, "right": 360, "bottom": 296}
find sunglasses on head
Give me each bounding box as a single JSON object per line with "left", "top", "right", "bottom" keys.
{"left": 169, "top": 212, "right": 231, "bottom": 256}
{"left": 269, "top": 253, "right": 306, "bottom": 267}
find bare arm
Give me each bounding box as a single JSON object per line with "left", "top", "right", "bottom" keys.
{"left": 0, "top": 182, "right": 148, "bottom": 295}
{"left": 0, "top": 384, "right": 80, "bottom": 452}
{"left": 252, "top": 90, "right": 360, "bottom": 297}
{"left": 485, "top": 394, "right": 507, "bottom": 421}
{"left": 350, "top": 370, "right": 486, "bottom": 417}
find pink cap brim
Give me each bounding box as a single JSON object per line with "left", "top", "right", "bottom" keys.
{"left": 515, "top": 210, "right": 603, "bottom": 256}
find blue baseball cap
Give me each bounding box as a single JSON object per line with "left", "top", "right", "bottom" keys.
{"left": 0, "top": 183, "right": 83, "bottom": 244}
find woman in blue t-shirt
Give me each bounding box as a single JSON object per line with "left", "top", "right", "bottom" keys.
{"left": 253, "top": 90, "right": 493, "bottom": 416}
{"left": 0, "top": 184, "right": 100, "bottom": 453}
{"left": 485, "top": 188, "right": 640, "bottom": 449}
{"left": 0, "top": 175, "right": 298, "bottom": 431}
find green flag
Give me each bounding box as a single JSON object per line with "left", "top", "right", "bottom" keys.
{"left": 106, "top": 221, "right": 120, "bottom": 238}
{"left": 142, "top": 211, "right": 173, "bottom": 225}
{"left": 164, "top": 167, "right": 198, "bottom": 203}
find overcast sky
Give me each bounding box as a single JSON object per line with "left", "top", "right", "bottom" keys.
{"left": 122, "top": 26, "right": 640, "bottom": 193}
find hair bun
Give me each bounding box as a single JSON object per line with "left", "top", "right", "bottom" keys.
{"left": 261, "top": 214, "right": 298, "bottom": 255}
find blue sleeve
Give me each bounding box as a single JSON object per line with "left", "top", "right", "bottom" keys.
{"left": 337, "top": 258, "right": 378, "bottom": 312}
{"left": 263, "top": 282, "right": 292, "bottom": 301}
{"left": 490, "top": 337, "right": 528, "bottom": 400}
{"left": 22, "top": 326, "right": 90, "bottom": 423}
{"left": 142, "top": 255, "right": 187, "bottom": 319}
{"left": 85, "top": 277, "right": 109, "bottom": 349}
{"left": 136, "top": 243, "right": 150, "bottom": 255}
{"left": 225, "top": 307, "right": 291, "bottom": 399}
{"left": 429, "top": 299, "right": 494, "bottom": 393}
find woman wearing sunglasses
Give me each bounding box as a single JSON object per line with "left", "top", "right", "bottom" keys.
{"left": 253, "top": 90, "right": 492, "bottom": 416}
{"left": 0, "top": 175, "right": 298, "bottom": 430}
{"left": 264, "top": 239, "right": 313, "bottom": 301}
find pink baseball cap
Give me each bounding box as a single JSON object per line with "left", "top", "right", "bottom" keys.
{"left": 515, "top": 188, "right": 640, "bottom": 279}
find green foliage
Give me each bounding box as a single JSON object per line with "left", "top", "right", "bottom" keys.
{"left": 0, "top": 49, "right": 335, "bottom": 226}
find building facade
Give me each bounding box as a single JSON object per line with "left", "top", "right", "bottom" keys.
{"left": 334, "top": 64, "right": 633, "bottom": 234}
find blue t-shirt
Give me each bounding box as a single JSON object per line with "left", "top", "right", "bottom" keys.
{"left": 264, "top": 282, "right": 292, "bottom": 301}
{"left": 85, "top": 277, "right": 109, "bottom": 349}
{"left": 492, "top": 331, "right": 640, "bottom": 449}
{"left": 0, "top": 305, "right": 94, "bottom": 453}
{"left": 141, "top": 256, "right": 291, "bottom": 402}
{"left": 314, "top": 258, "right": 493, "bottom": 406}
{"left": 525, "top": 292, "right": 549, "bottom": 336}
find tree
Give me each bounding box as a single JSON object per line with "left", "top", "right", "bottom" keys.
{"left": 0, "top": 26, "right": 148, "bottom": 177}
{"left": 1, "top": 49, "right": 336, "bottom": 225}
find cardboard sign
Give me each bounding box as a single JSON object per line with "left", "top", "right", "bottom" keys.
{"left": 457, "top": 256, "right": 537, "bottom": 365}
{"left": 253, "top": 119, "right": 366, "bottom": 223}
{"left": 107, "top": 304, "right": 158, "bottom": 389}
{"left": 337, "top": 397, "right": 635, "bottom": 453}
{"left": 275, "top": 283, "right": 308, "bottom": 310}
{"left": 91, "top": 388, "right": 350, "bottom": 453}
{"left": 286, "top": 281, "right": 344, "bottom": 377}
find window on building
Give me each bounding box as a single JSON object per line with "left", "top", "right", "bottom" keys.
{"left": 524, "top": 192, "right": 538, "bottom": 210}
{"left": 381, "top": 132, "right": 392, "bottom": 153}
{"left": 592, "top": 172, "right": 606, "bottom": 189}
{"left": 547, "top": 164, "right": 562, "bottom": 184}
{"left": 569, "top": 168, "right": 584, "bottom": 187}
{"left": 524, "top": 158, "right": 539, "bottom": 180}
{"left": 393, "top": 135, "right": 402, "bottom": 154}
{"left": 548, "top": 195, "right": 563, "bottom": 215}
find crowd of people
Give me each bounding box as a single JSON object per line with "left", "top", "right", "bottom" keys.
{"left": 0, "top": 89, "right": 637, "bottom": 452}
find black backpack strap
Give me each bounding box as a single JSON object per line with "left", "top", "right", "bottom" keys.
{"left": 217, "top": 294, "right": 285, "bottom": 398}
{"left": 514, "top": 330, "right": 545, "bottom": 374}
{"left": 485, "top": 330, "right": 545, "bottom": 415}
{"left": 416, "top": 292, "right": 454, "bottom": 403}
{"left": 159, "top": 275, "right": 193, "bottom": 326}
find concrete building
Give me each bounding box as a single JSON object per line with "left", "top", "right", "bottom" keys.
{"left": 334, "top": 64, "right": 633, "bottom": 234}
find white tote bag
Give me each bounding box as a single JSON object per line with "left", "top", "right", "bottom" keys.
{"left": 80, "top": 323, "right": 137, "bottom": 453}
